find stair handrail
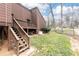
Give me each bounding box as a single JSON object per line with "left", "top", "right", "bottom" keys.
{"left": 9, "top": 27, "right": 20, "bottom": 55}
{"left": 10, "top": 27, "right": 19, "bottom": 40}
{"left": 13, "top": 18, "right": 30, "bottom": 38}
{"left": 13, "top": 18, "right": 30, "bottom": 48}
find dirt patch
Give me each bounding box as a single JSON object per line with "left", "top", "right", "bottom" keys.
{"left": 0, "top": 40, "right": 36, "bottom": 56}
{"left": 69, "top": 36, "right": 79, "bottom": 56}
{"left": 0, "top": 40, "right": 15, "bottom": 56}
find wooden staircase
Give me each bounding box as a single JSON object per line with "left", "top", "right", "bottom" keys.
{"left": 12, "top": 27, "right": 28, "bottom": 54}
{"left": 9, "top": 18, "right": 30, "bottom": 56}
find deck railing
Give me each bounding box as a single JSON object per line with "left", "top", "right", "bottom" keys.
{"left": 16, "top": 19, "right": 37, "bottom": 28}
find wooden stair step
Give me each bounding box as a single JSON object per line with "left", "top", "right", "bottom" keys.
{"left": 13, "top": 30, "right": 18, "bottom": 33}
{"left": 18, "top": 36, "right": 21, "bottom": 38}
{"left": 15, "top": 32, "right": 18, "bottom": 34}
{"left": 25, "top": 44, "right": 27, "bottom": 46}
{"left": 16, "top": 34, "right": 20, "bottom": 36}
{"left": 20, "top": 39, "right": 27, "bottom": 43}
{"left": 19, "top": 40, "right": 28, "bottom": 47}
{"left": 19, "top": 43, "right": 21, "bottom": 45}
{"left": 19, "top": 43, "right": 27, "bottom": 48}
{"left": 19, "top": 46, "right": 28, "bottom": 53}
{"left": 19, "top": 44, "right": 24, "bottom": 48}
{"left": 19, "top": 46, "right": 24, "bottom": 50}
{"left": 19, "top": 41, "right": 23, "bottom": 44}
{"left": 21, "top": 40, "right": 25, "bottom": 43}
{"left": 23, "top": 41, "right": 25, "bottom": 44}
{"left": 21, "top": 39, "right": 26, "bottom": 42}
{"left": 19, "top": 40, "right": 27, "bottom": 46}
{"left": 20, "top": 38, "right": 24, "bottom": 40}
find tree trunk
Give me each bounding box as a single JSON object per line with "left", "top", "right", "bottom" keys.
{"left": 72, "top": 6, "right": 75, "bottom": 37}
{"left": 49, "top": 4, "right": 56, "bottom": 31}
{"left": 60, "top": 3, "right": 63, "bottom": 33}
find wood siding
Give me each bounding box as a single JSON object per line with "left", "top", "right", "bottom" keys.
{"left": 0, "top": 3, "right": 46, "bottom": 30}
{"left": 31, "top": 7, "right": 46, "bottom": 30}
{"left": 0, "top": 3, "right": 12, "bottom": 26}
{"left": 12, "top": 4, "right": 32, "bottom": 28}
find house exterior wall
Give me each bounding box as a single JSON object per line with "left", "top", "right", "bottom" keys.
{"left": 12, "top": 4, "right": 31, "bottom": 20}
{"left": 0, "top": 3, "right": 12, "bottom": 26}
{"left": 0, "top": 3, "right": 46, "bottom": 31}
{"left": 36, "top": 9, "right": 46, "bottom": 29}
{"left": 31, "top": 9, "right": 37, "bottom": 27}
{"left": 12, "top": 3, "right": 32, "bottom": 28}
{"left": 31, "top": 7, "right": 46, "bottom": 31}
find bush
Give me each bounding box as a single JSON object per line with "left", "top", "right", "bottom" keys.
{"left": 41, "top": 28, "right": 51, "bottom": 33}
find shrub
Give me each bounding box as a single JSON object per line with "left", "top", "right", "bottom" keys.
{"left": 41, "top": 28, "right": 51, "bottom": 33}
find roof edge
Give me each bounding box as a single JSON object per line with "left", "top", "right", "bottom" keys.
{"left": 16, "top": 3, "right": 31, "bottom": 12}
{"left": 31, "top": 7, "right": 46, "bottom": 26}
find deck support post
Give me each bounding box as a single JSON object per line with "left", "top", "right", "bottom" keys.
{"left": 36, "top": 29, "right": 40, "bottom": 34}
{"left": 27, "top": 28, "right": 29, "bottom": 34}
{"left": 8, "top": 26, "right": 11, "bottom": 51}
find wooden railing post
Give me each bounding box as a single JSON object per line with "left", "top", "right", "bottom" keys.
{"left": 28, "top": 37, "right": 30, "bottom": 49}
{"left": 16, "top": 41, "right": 19, "bottom": 56}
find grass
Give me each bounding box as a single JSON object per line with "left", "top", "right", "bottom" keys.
{"left": 31, "top": 32, "right": 74, "bottom": 56}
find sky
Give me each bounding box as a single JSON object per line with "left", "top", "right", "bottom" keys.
{"left": 22, "top": 3, "right": 79, "bottom": 20}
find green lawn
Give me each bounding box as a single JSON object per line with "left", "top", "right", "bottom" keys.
{"left": 31, "top": 32, "right": 74, "bottom": 56}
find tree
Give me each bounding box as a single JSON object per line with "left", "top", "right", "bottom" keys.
{"left": 65, "top": 15, "right": 70, "bottom": 27}
{"left": 41, "top": 3, "right": 53, "bottom": 29}
{"left": 71, "top": 5, "right": 75, "bottom": 36}
{"left": 47, "top": 15, "right": 50, "bottom": 27}
{"left": 74, "top": 19, "right": 79, "bottom": 28}
{"left": 48, "top": 4, "right": 56, "bottom": 31}
{"left": 60, "top": 3, "right": 63, "bottom": 33}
